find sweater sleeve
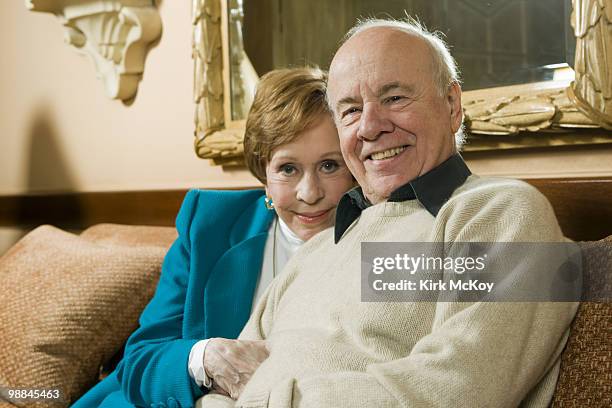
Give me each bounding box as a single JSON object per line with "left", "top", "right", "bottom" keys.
{"left": 247, "top": 182, "right": 578, "bottom": 408}
{"left": 271, "top": 301, "right": 575, "bottom": 408}
{"left": 116, "top": 190, "right": 204, "bottom": 408}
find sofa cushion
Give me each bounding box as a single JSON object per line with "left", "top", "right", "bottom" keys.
{"left": 80, "top": 223, "right": 177, "bottom": 248}
{"left": 0, "top": 224, "right": 175, "bottom": 407}
{"left": 552, "top": 236, "right": 612, "bottom": 407}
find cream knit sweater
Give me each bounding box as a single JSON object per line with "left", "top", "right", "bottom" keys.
{"left": 199, "top": 176, "right": 578, "bottom": 408}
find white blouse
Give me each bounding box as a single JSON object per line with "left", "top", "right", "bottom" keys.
{"left": 253, "top": 216, "right": 304, "bottom": 307}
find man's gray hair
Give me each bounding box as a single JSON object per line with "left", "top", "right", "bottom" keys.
{"left": 337, "top": 17, "right": 466, "bottom": 149}
{"left": 341, "top": 17, "right": 460, "bottom": 96}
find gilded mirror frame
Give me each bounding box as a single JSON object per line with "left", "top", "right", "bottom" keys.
{"left": 193, "top": 0, "right": 612, "bottom": 165}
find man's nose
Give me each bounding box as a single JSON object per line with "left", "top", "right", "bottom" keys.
{"left": 357, "top": 102, "right": 393, "bottom": 141}
{"left": 296, "top": 173, "right": 324, "bottom": 205}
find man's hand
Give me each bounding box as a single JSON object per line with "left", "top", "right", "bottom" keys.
{"left": 203, "top": 338, "right": 269, "bottom": 400}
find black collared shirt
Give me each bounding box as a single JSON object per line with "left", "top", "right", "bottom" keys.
{"left": 334, "top": 154, "right": 472, "bottom": 243}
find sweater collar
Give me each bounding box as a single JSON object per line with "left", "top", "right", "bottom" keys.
{"left": 334, "top": 154, "right": 471, "bottom": 243}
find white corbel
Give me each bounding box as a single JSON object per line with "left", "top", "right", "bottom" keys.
{"left": 26, "top": 0, "right": 162, "bottom": 102}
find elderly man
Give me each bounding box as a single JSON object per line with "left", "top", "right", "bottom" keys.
{"left": 201, "top": 18, "right": 577, "bottom": 408}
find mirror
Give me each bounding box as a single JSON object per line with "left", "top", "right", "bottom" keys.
{"left": 238, "top": 0, "right": 575, "bottom": 105}
{"left": 193, "top": 0, "right": 612, "bottom": 164}
{"left": 228, "top": 0, "right": 258, "bottom": 120}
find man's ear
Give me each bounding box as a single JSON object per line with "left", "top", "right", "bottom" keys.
{"left": 447, "top": 81, "right": 463, "bottom": 133}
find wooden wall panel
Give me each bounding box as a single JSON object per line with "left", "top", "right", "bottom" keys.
{"left": 0, "top": 188, "right": 259, "bottom": 230}
{"left": 0, "top": 179, "right": 610, "bottom": 240}
{"left": 525, "top": 178, "right": 612, "bottom": 241}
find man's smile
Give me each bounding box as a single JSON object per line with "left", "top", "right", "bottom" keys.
{"left": 369, "top": 145, "right": 408, "bottom": 161}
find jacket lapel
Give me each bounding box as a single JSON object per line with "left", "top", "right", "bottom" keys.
{"left": 203, "top": 196, "right": 274, "bottom": 338}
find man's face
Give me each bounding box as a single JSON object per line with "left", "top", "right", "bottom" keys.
{"left": 327, "top": 28, "right": 463, "bottom": 204}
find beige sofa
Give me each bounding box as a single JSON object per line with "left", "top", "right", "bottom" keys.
{"left": 0, "top": 224, "right": 176, "bottom": 407}
{"left": 0, "top": 223, "right": 609, "bottom": 407}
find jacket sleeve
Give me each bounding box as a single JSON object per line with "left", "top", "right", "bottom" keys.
{"left": 116, "top": 190, "right": 204, "bottom": 408}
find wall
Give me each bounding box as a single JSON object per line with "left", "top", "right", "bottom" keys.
{"left": 464, "top": 144, "right": 612, "bottom": 179}
{"left": 3, "top": 2, "right": 611, "bottom": 194}
{"left": 0, "top": 1, "right": 259, "bottom": 254}
{"left": 0, "top": 1, "right": 259, "bottom": 196}
{"left": 1, "top": 1, "right": 611, "bottom": 255}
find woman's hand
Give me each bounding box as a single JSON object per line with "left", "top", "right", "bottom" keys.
{"left": 203, "top": 338, "right": 269, "bottom": 399}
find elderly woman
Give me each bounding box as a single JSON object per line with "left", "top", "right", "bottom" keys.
{"left": 72, "top": 67, "right": 354, "bottom": 408}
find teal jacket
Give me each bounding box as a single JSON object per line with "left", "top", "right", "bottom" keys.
{"left": 73, "top": 189, "right": 274, "bottom": 408}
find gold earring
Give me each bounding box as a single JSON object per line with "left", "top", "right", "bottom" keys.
{"left": 264, "top": 196, "right": 274, "bottom": 210}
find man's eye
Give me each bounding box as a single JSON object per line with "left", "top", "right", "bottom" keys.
{"left": 320, "top": 160, "right": 339, "bottom": 173}
{"left": 385, "top": 95, "right": 404, "bottom": 103}
{"left": 279, "top": 164, "right": 296, "bottom": 176}
{"left": 341, "top": 107, "right": 361, "bottom": 118}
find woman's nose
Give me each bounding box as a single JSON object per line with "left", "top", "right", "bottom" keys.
{"left": 296, "top": 173, "right": 324, "bottom": 205}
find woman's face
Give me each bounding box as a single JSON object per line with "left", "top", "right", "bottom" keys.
{"left": 265, "top": 114, "right": 355, "bottom": 241}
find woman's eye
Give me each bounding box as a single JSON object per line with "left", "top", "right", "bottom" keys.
{"left": 320, "top": 160, "right": 339, "bottom": 173}
{"left": 279, "top": 164, "right": 296, "bottom": 176}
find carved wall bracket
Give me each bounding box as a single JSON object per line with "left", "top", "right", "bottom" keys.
{"left": 26, "top": 0, "right": 162, "bottom": 102}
